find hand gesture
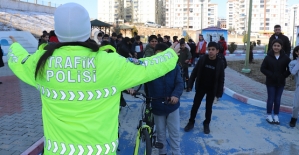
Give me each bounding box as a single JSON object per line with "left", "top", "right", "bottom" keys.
{"left": 169, "top": 96, "right": 179, "bottom": 104}
{"left": 126, "top": 88, "right": 135, "bottom": 95}
{"left": 9, "top": 36, "right": 17, "bottom": 43}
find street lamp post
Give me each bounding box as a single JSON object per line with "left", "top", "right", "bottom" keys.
{"left": 293, "top": 7, "right": 297, "bottom": 49}
{"left": 241, "top": 0, "right": 252, "bottom": 73}
{"left": 201, "top": 0, "right": 204, "bottom": 30}
{"left": 187, "top": 0, "right": 189, "bottom": 31}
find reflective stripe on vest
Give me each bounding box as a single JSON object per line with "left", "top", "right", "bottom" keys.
{"left": 44, "top": 137, "right": 118, "bottom": 155}
{"left": 37, "top": 85, "right": 117, "bottom": 101}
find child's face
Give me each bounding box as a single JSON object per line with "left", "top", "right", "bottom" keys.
{"left": 180, "top": 44, "right": 186, "bottom": 49}
{"left": 207, "top": 46, "right": 219, "bottom": 60}
{"left": 272, "top": 42, "right": 282, "bottom": 53}
{"left": 43, "top": 35, "right": 49, "bottom": 41}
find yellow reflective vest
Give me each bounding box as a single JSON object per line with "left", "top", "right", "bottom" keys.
{"left": 8, "top": 43, "right": 178, "bottom": 155}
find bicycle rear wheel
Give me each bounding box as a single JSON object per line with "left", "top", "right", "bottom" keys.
{"left": 142, "top": 128, "right": 152, "bottom": 155}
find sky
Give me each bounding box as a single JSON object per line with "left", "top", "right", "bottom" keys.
{"left": 29, "top": 0, "right": 299, "bottom": 19}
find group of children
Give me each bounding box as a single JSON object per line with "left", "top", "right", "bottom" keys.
{"left": 34, "top": 26, "right": 299, "bottom": 155}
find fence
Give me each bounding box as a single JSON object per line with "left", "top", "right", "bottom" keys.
{"left": 19, "top": 0, "right": 61, "bottom": 8}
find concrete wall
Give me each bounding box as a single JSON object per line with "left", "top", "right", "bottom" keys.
{"left": 136, "top": 26, "right": 197, "bottom": 42}
{"left": 0, "top": 0, "right": 56, "bottom": 14}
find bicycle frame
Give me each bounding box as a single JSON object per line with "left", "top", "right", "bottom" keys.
{"left": 134, "top": 124, "right": 152, "bottom": 155}
{"left": 132, "top": 92, "right": 163, "bottom": 155}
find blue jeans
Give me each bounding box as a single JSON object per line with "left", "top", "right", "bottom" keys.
{"left": 266, "top": 86, "right": 284, "bottom": 115}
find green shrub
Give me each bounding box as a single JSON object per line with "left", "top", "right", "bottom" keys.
{"left": 228, "top": 42, "right": 237, "bottom": 54}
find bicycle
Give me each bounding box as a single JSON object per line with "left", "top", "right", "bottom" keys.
{"left": 131, "top": 91, "right": 164, "bottom": 155}
{"left": 178, "top": 62, "right": 186, "bottom": 89}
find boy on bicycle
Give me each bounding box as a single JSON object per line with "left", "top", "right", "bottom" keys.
{"left": 146, "top": 43, "right": 184, "bottom": 155}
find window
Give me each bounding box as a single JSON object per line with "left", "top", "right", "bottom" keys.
{"left": 260, "top": 5, "right": 264, "bottom": 8}
{"left": 266, "top": 18, "right": 269, "bottom": 21}
{"left": 266, "top": 9, "right": 270, "bottom": 12}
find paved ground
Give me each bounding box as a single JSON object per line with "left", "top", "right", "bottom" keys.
{"left": 0, "top": 55, "right": 297, "bottom": 154}
{"left": 225, "top": 56, "right": 294, "bottom": 107}
{"left": 118, "top": 92, "right": 299, "bottom": 155}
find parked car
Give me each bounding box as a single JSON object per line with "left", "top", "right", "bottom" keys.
{"left": 144, "top": 21, "right": 161, "bottom": 28}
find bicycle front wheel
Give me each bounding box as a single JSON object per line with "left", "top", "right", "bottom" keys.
{"left": 142, "top": 128, "right": 152, "bottom": 155}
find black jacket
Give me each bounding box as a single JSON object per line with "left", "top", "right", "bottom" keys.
{"left": 260, "top": 50, "right": 291, "bottom": 87}
{"left": 0, "top": 46, "right": 4, "bottom": 68}
{"left": 188, "top": 55, "right": 225, "bottom": 97}
{"left": 117, "top": 41, "right": 132, "bottom": 58}
{"left": 164, "top": 41, "right": 172, "bottom": 47}
{"left": 217, "top": 53, "right": 227, "bottom": 69}
{"left": 268, "top": 34, "right": 291, "bottom": 55}
{"left": 110, "top": 39, "right": 117, "bottom": 48}
{"left": 187, "top": 42, "right": 197, "bottom": 58}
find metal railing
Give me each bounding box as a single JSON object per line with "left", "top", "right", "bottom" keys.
{"left": 19, "top": 0, "right": 61, "bottom": 8}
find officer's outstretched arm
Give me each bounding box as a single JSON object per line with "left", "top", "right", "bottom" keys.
{"left": 8, "top": 36, "right": 43, "bottom": 87}
{"left": 115, "top": 48, "right": 178, "bottom": 91}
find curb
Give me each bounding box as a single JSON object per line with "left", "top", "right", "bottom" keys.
{"left": 21, "top": 137, "right": 44, "bottom": 155}
{"left": 223, "top": 86, "right": 293, "bottom": 114}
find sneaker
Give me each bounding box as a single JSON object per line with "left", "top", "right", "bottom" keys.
{"left": 213, "top": 97, "right": 218, "bottom": 104}
{"left": 273, "top": 115, "right": 280, "bottom": 125}
{"left": 266, "top": 115, "right": 274, "bottom": 124}
{"left": 203, "top": 123, "right": 210, "bottom": 134}
{"left": 289, "top": 118, "right": 297, "bottom": 127}
{"left": 184, "top": 122, "right": 194, "bottom": 132}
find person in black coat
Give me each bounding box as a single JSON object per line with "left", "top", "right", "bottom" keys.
{"left": 109, "top": 32, "right": 117, "bottom": 48}
{"left": 117, "top": 37, "right": 133, "bottom": 58}
{"left": 163, "top": 35, "right": 172, "bottom": 47}
{"left": 261, "top": 39, "right": 291, "bottom": 125}
{"left": 184, "top": 42, "right": 225, "bottom": 134}
{"left": 187, "top": 39, "right": 197, "bottom": 66}
{"left": 0, "top": 45, "right": 4, "bottom": 84}
{"left": 267, "top": 25, "right": 291, "bottom": 57}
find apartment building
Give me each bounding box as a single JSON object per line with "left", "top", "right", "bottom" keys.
{"left": 97, "top": 0, "right": 124, "bottom": 24}
{"left": 226, "top": 0, "right": 287, "bottom": 34}
{"left": 132, "top": 0, "right": 160, "bottom": 24}
{"left": 208, "top": 3, "right": 218, "bottom": 27}
{"left": 165, "top": 0, "right": 210, "bottom": 30}
{"left": 98, "top": 0, "right": 162, "bottom": 24}
{"left": 286, "top": 4, "right": 299, "bottom": 40}
{"left": 217, "top": 18, "right": 227, "bottom": 29}
{"left": 124, "top": 0, "right": 133, "bottom": 22}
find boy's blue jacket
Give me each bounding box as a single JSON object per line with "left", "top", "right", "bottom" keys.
{"left": 146, "top": 65, "right": 184, "bottom": 115}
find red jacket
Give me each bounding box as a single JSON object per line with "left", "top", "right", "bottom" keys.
{"left": 218, "top": 40, "right": 227, "bottom": 55}
{"left": 49, "top": 36, "right": 59, "bottom": 43}
{"left": 195, "top": 40, "right": 207, "bottom": 54}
